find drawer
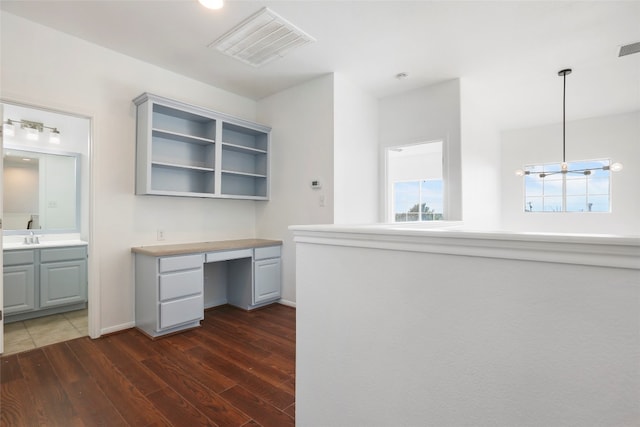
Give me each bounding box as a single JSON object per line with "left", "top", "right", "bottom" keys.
{"left": 159, "top": 254, "right": 203, "bottom": 273}
{"left": 159, "top": 268, "right": 202, "bottom": 301}
{"left": 4, "top": 250, "right": 35, "bottom": 266}
{"left": 206, "top": 248, "right": 252, "bottom": 263}
{"left": 41, "top": 246, "right": 87, "bottom": 263}
{"left": 254, "top": 245, "right": 281, "bottom": 260}
{"left": 159, "top": 294, "right": 203, "bottom": 329}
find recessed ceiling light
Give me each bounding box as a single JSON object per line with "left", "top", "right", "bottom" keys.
{"left": 199, "top": 0, "right": 223, "bottom": 10}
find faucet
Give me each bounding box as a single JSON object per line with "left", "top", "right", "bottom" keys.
{"left": 24, "top": 231, "right": 39, "bottom": 245}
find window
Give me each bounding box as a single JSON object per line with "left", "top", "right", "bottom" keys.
{"left": 387, "top": 141, "right": 444, "bottom": 222}
{"left": 524, "top": 160, "right": 611, "bottom": 212}
{"left": 393, "top": 180, "right": 443, "bottom": 221}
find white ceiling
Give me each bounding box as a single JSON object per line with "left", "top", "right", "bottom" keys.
{"left": 1, "top": 0, "right": 639, "bottom": 130}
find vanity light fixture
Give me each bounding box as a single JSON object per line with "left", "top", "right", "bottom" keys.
{"left": 3, "top": 119, "right": 15, "bottom": 137}
{"left": 2, "top": 118, "right": 62, "bottom": 144}
{"left": 515, "top": 69, "right": 623, "bottom": 178}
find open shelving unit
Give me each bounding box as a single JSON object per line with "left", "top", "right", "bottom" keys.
{"left": 134, "top": 93, "right": 271, "bottom": 200}
{"left": 221, "top": 122, "right": 268, "bottom": 198}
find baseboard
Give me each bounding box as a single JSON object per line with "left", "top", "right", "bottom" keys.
{"left": 278, "top": 298, "right": 296, "bottom": 308}
{"left": 204, "top": 298, "right": 228, "bottom": 309}
{"left": 100, "top": 321, "right": 136, "bottom": 336}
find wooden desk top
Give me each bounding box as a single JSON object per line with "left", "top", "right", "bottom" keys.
{"left": 131, "top": 238, "right": 282, "bottom": 257}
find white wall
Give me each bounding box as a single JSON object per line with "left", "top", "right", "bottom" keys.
{"left": 333, "top": 73, "right": 379, "bottom": 224}
{"left": 501, "top": 111, "right": 640, "bottom": 235}
{"left": 294, "top": 228, "right": 640, "bottom": 426}
{"left": 378, "top": 80, "right": 462, "bottom": 221}
{"left": 460, "top": 78, "right": 502, "bottom": 229}
{"left": 1, "top": 12, "right": 260, "bottom": 334}
{"left": 256, "top": 74, "right": 335, "bottom": 306}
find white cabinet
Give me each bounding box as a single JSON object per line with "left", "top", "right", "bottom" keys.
{"left": 225, "top": 245, "right": 282, "bottom": 310}
{"left": 135, "top": 253, "right": 204, "bottom": 338}
{"left": 254, "top": 258, "right": 282, "bottom": 305}
{"left": 133, "top": 240, "right": 282, "bottom": 337}
{"left": 39, "top": 246, "right": 87, "bottom": 309}
{"left": 3, "top": 250, "right": 36, "bottom": 316}
{"left": 134, "top": 93, "right": 270, "bottom": 200}
{"left": 3, "top": 246, "right": 87, "bottom": 322}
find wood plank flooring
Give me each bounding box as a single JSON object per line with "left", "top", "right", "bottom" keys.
{"left": 1, "top": 304, "right": 295, "bottom": 427}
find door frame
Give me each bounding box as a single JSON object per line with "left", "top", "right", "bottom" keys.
{"left": 0, "top": 99, "right": 99, "bottom": 347}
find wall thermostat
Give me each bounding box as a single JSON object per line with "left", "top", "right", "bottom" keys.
{"left": 311, "top": 180, "right": 322, "bottom": 189}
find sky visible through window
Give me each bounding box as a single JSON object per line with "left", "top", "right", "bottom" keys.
{"left": 394, "top": 180, "right": 443, "bottom": 221}
{"left": 524, "top": 160, "right": 610, "bottom": 212}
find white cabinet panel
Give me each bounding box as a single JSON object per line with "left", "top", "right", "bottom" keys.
{"left": 254, "top": 245, "right": 281, "bottom": 260}
{"left": 159, "top": 269, "right": 203, "bottom": 301}
{"left": 4, "top": 265, "right": 35, "bottom": 315}
{"left": 159, "top": 254, "right": 203, "bottom": 273}
{"left": 40, "top": 260, "right": 87, "bottom": 308}
{"left": 254, "top": 258, "right": 281, "bottom": 305}
{"left": 159, "top": 294, "right": 203, "bottom": 329}
{"left": 206, "top": 248, "right": 252, "bottom": 263}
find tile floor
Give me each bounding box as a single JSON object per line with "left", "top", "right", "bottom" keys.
{"left": 2, "top": 309, "right": 88, "bottom": 355}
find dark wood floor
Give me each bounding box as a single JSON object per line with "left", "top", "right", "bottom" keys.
{"left": 1, "top": 304, "right": 295, "bottom": 426}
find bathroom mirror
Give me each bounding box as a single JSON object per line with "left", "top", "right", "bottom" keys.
{"left": 3, "top": 144, "right": 80, "bottom": 233}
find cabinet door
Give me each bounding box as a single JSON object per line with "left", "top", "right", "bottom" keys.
{"left": 40, "top": 260, "right": 87, "bottom": 309}
{"left": 159, "top": 294, "right": 203, "bottom": 329}
{"left": 3, "top": 265, "right": 36, "bottom": 315}
{"left": 253, "top": 258, "right": 281, "bottom": 305}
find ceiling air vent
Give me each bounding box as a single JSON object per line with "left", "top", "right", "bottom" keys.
{"left": 210, "top": 7, "right": 316, "bottom": 67}
{"left": 619, "top": 41, "right": 640, "bottom": 57}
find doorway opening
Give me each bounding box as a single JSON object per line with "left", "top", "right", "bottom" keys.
{"left": 1, "top": 101, "right": 92, "bottom": 355}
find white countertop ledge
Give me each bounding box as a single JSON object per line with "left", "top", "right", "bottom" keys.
{"left": 3, "top": 239, "right": 88, "bottom": 250}
{"left": 289, "top": 223, "right": 640, "bottom": 270}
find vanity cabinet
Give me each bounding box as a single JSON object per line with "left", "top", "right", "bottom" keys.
{"left": 135, "top": 253, "right": 204, "bottom": 338}
{"left": 134, "top": 93, "right": 270, "bottom": 200}
{"left": 3, "top": 250, "right": 36, "bottom": 315}
{"left": 40, "top": 247, "right": 88, "bottom": 309}
{"left": 3, "top": 245, "right": 88, "bottom": 322}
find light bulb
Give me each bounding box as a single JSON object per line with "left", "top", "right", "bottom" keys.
{"left": 49, "top": 128, "right": 61, "bottom": 144}
{"left": 610, "top": 162, "right": 623, "bottom": 172}
{"left": 26, "top": 127, "right": 39, "bottom": 140}
{"left": 198, "top": 0, "right": 224, "bottom": 9}
{"left": 515, "top": 169, "right": 525, "bottom": 177}
{"left": 3, "top": 121, "right": 15, "bottom": 137}
{"left": 561, "top": 162, "right": 568, "bottom": 171}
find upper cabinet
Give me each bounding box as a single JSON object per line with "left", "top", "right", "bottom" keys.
{"left": 133, "top": 93, "right": 271, "bottom": 200}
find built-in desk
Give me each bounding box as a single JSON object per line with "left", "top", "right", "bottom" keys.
{"left": 132, "top": 238, "right": 282, "bottom": 338}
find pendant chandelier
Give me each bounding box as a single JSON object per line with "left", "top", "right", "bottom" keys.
{"left": 515, "top": 68, "right": 623, "bottom": 178}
